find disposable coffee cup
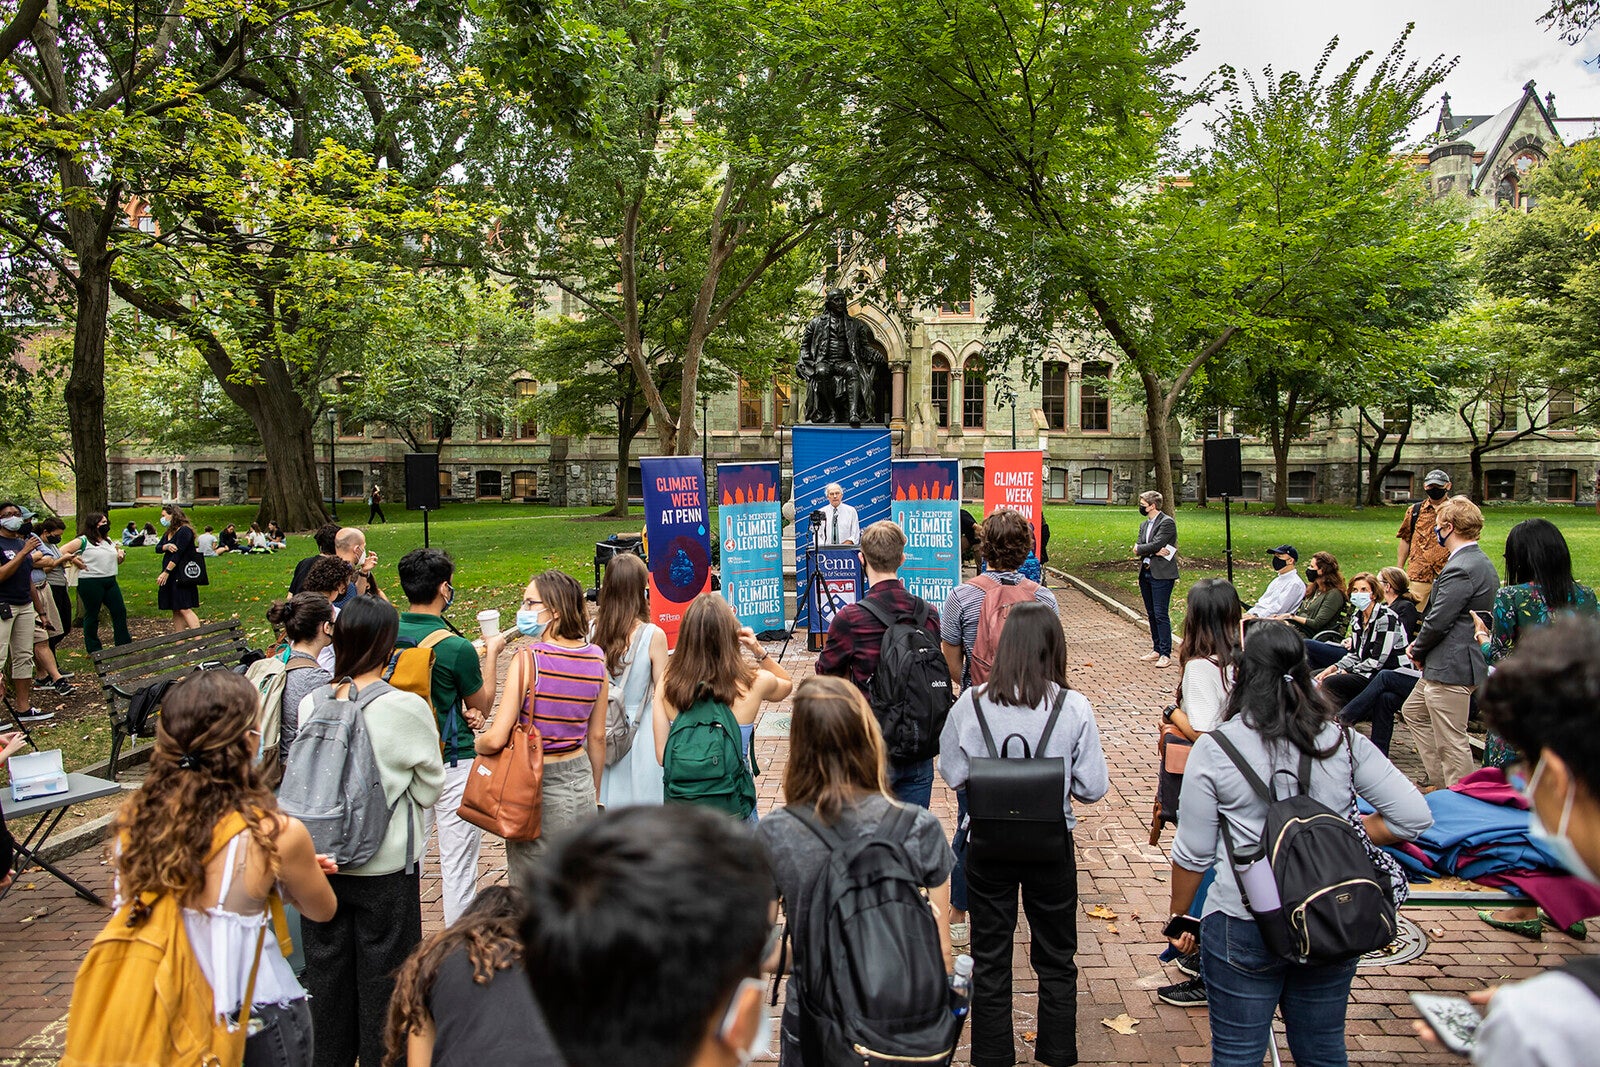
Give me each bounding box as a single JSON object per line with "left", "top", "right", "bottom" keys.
{"left": 477, "top": 609, "right": 501, "bottom": 638}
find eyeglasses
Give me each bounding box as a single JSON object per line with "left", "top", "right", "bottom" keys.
{"left": 521, "top": 597, "right": 544, "bottom": 611}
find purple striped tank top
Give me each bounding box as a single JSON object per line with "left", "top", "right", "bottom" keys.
{"left": 524, "top": 641, "right": 607, "bottom": 754}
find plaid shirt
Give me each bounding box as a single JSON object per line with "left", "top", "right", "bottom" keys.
{"left": 816, "top": 579, "right": 941, "bottom": 691}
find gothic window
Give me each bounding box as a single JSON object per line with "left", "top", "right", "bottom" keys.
{"left": 1080, "top": 362, "right": 1111, "bottom": 432}
{"left": 1042, "top": 363, "right": 1067, "bottom": 430}
{"left": 517, "top": 380, "right": 539, "bottom": 439}
{"left": 194, "top": 469, "right": 220, "bottom": 500}
{"left": 962, "top": 356, "right": 985, "bottom": 429}
{"left": 738, "top": 377, "right": 763, "bottom": 430}
{"left": 1080, "top": 468, "right": 1111, "bottom": 502}
{"left": 930, "top": 357, "right": 950, "bottom": 428}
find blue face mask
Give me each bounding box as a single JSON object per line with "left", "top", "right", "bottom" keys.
{"left": 160, "top": 516, "right": 171, "bottom": 528}
{"left": 1349, "top": 591, "right": 1372, "bottom": 612}
{"left": 443, "top": 583, "right": 455, "bottom": 610}
{"left": 516, "top": 608, "right": 547, "bottom": 639}
{"left": 1525, "top": 757, "right": 1599, "bottom": 886}
{"left": 0, "top": 516, "right": 21, "bottom": 533}
{"left": 1434, "top": 525, "right": 1448, "bottom": 547}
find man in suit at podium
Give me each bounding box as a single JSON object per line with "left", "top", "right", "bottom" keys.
{"left": 819, "top": 483, "right": 860, "bottom": 546}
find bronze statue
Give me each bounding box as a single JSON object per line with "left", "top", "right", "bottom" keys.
{"left": 799, "top": 288, "right": 882, "bottom": 425}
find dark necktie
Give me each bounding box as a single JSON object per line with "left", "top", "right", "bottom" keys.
{"left": 832, "top": 508, "right": 839, "bottom": 543}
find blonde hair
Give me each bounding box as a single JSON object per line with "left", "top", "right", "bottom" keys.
{"left": 1378, "top": 566, "right": 1415, "bottom": 603}
{"left": 1436, "top": 495, "right": 1485, "bottom": 541}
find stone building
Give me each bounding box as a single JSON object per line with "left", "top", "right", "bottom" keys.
{"left": 105, "top": 85, "right": 1600, "bottom": 515}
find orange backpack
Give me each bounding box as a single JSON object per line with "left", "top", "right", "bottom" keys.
{"left": 967, "top": 574, "right": 1040, "bottom": 686}
{"left": 62, "top": 812, "right": 292, "bottom": 1067}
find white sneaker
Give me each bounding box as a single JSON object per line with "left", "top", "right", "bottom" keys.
{"left": 1139, "top": 652, "right": 1161, "bottom": 663}
{"left": 949, "top": 921, "right": 970, "bottom": 949}
{"left": 1156, "top": 656, "right": 1171, "bottom": 669}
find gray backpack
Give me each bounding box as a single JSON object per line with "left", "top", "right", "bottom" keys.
{"left": 278, "top": 678, "right": 410, "bottom": 870}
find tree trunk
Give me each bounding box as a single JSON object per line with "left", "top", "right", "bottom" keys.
{"left": 1271, "top": 430, "right": 1292, "bottom": 514}
{"left": 254, "top": 397, "right": 326, "bottom": 530}
{"left": 609, "top": 392, "right": 637, "bottom": 519}
{"left": 1469, "top": 448, "right": 1487, "bottom": 505}
{"left": 1140, "top": 372, "right": 1176, "bottom": 514}
{"left": 65, "top": 260, "right": 111, "bottom": 520}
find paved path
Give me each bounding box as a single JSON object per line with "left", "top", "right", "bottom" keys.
{"left": 3, "top": 582, "right": 1595, "bottom": 1064}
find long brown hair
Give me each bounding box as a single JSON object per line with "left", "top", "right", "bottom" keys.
{"left": 161, "top": 502, "right": 192, "bottom": 530}
{"left": 1308, "top": 551, "right": 1345, "bottom": 596}
{"left": 111, "top": 671, "right": 280, "bottom": 903}
{"left": 593, "top": 554, "right": 649, "bottom": 674}
{"left": 782, "top": 677, "right": 889, "bottom": 823}
{"left": 1177, "top": 579, "right": 1241, "bottom": 677}
{"left": 984, "top": 602, "right": 1068, "bottom": 709}
{"left": 1378, "top": 566, "right": 1416, "bottom": 604}
{"left": 384, "top": 886, "right": 523, "bottom": 1067}
{"left": 534, "top": 570, "right": 590, "bottom": 642}
{"left": 662, "top": 594, "right": 755, "bottom": 710}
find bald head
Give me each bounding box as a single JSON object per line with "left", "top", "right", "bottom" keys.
{"left": 335, "top": 527, "right": 366, "bottom": 564}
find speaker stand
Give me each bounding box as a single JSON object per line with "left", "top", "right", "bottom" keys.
{"left": 422, "top": 507, "right": 431, "bottom": 548}
{"left": 1222, "top": 494, "right": 1234, "bottom": 585}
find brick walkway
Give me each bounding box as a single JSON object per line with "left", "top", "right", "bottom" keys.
{"left": 2, "top": 582, "right": 1595, "bottom": 1064}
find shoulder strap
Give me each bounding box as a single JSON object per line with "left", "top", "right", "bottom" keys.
{"left": 876, "top": 801, "right": 916, "bottom": 847}
{"left": 1210, "top": 730, "right": 1272, "bottom": 805}
{"left": 1410, "top": 501, "right": 1422, "bottom": 529}
{"left": 1035, "top": 687, "right": 1071, "bottom": 753}
{"left": 787, "top": 804, "right": 848, "bottom": 851}
{"left": 971, "top": 693, "right": 1001, "bottom": 759}
{"left": 418, "top": 629, "right": 452, "bottom": 652}
{"left": 1296, "top": 747, "right": 1313, "bottom": 796}
{"left": 971, "top": 573, "right": 1000, "bottom": 594}
{"left": 858, "top": 596, "right": 895, "bottom": 630}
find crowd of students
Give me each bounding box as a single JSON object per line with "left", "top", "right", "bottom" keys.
{"left": 41, "top": 488, "right": 1600, "bottom": 1067}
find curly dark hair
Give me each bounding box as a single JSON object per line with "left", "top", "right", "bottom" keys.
{"left": 384, "top": 886, "right": 524, "bottom": 1066}
{"left": 303, "top": 554, "right": 354, "bottom": 596}
{"left": 981, "top": 507, "right": 1034, "bottom": 572}
{"left": 111, "top": 671, "right": 280, "bottom": 903}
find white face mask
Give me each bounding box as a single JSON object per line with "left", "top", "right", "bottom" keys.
{"left": 719, "top": 977, "right": 772, "bottom": 1067}
{"left": 1524, "top": 756, "right": 1599, "bottom": 886}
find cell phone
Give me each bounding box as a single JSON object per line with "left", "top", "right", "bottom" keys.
{"left": 1409, "top": 992, "right": 1480, "bottom": 1056}
{"left": 1472, "top": 610, "right": 1492, "bottom": 630}
{"left": 1162, "top": 914, "right": 1201, "bottom": 940}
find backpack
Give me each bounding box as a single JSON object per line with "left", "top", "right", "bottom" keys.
{"left": 245, "top": 652, "right": 321, "bottom": 788}
{"left": 859, "top": 598, "right": 952, "bottom": 763}
{"left": 786, "top": 804, "right": 961, "bottom": 1067}
{"left": 662, "top": 697, "right": 757, "bottom": 820}
{"left": 1211, "top": 730, "right": 1396, "bottom": 963}
{"left": 386, "top": 628, "right": 458, "bottom": 756}
{"left": 964, "top": 688, "right": 1070, "bottom": 864}
{"left": 602, "top": 625, "right": 654, "bottom": 767}
{"left": 125, "top": 678, "right": 178, "bottom": 739}
{"left": 967, "top": 575, "right": 1039, "bottom": 686}
{"left": 1563, "top": 956, "right": 1600, "bottom": 1001}
{"left": 62, "top": 812, "right": 292, "bottom": 1067}
{"left": 277, "top": 679, "right": 411, "bottom": 870}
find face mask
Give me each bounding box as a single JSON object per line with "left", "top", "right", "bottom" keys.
{"left": 1426, "top": 486, "right": 1447, "bottom": 501}
{"left": 98, "top": 523, "right": 110, "bottom": 532}
{"left": 718, "top": 977, "right": 772, "bottom": 1067}
{"left": 1434, "top": 526, "right": 1449, "bottom": 548}
{"left": 160, "top": 516, "right": 171, "bottom": 528}
{"left": 1138, "top": 505, "right": 1148, "bottom": 516}
{"left": 1349, "top": 591, "right": 1372, "bottom": 611}
{"left": 0, "top": 517, "right": 21, "bottom": 532}
{"left": 1525, "top": 757, "right": 1599, "bottom": 886}
{"left": 1274, "top": 556, "right": 1291, "bottom": 572}
{"left": 443, "top": 583, "right": 455, "bottom": 610}
{"left": 46, "top": 534, "right": 60, "bottom": 544}
{"left": 1306, "top": 567, "right": 1318, "bottom": 581}
{"left": 516, "top": 608, "right": 548, "bottom": 638}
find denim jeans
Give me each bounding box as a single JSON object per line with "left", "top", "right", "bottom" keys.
{"left": 1200, "top": 912, "right": 1357, "bottom": 1067}
{"left": 1303, "top": 639, "right": 1347, "bottom": 671}
{"left": 245, "top": 999, "right": 314, "bottom": 1067}
{"left": 1139, "top": 572, "right": 1175, "bottom": 656}
{"left": 951, "top": 788, "right": 968, "bottom": 912}
{"left": 887, "top": 758, "right": 934, "bottom": 809}
{"left": 1337, "top": 668, "right": 1417, "bottom": 756}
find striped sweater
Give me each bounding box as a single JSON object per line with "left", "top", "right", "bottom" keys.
{"left": 524, "top": 641, "right": 607, "bottom": 754}
{"left": 1335, "top": 603, "right": 1405, "bottom": 678}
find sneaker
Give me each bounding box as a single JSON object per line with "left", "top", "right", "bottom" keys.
{"left": 949, "top": 921, "right": 970, "bottom": 949}
{"left": 15, "top": 707, "right": 55, "bottom": 724}
{"left": 51, "top": 679, "right": 74, "bottom": 696}
{"left": 1157, "top": 975, "right": 1208, "bottom": 1007}
{"left": 1139, "top": 652, "right": 1162, "bottom": 663}
{"left": 32, "top": 677, "right": 54, "bottom": 691}
{"left": 1156, "top": 655, "right": 1171, "bottom": 669}
{"left": 1175, "top": 950, "right": 1202, "bottom": 978}
{"left": 55, "top": 671, "right": 75, "bottom": 680}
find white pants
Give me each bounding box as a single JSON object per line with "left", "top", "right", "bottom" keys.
{"left": 426, "top": 761, "right": 482, "bottom": 926}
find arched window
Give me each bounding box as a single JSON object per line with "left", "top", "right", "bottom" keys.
{"left": 962, "top": 356, "right": 985, "bottom": 429}
{"left": 135, "top": 470, "right": 161, "bottom": 500}
{"left": 476, "top": 470, "right": 503, "bottom": 499}
{"left": 930, "top": 356, "right": 950, "bottom": 428}
{"left": 512, "top": 469, "right": 540, "bottom": 500}
{"left": 337, "top": 469, "right": 364, "bottom": 500}
{"left": 1079, "top": 468, "right": 1111, "bottom": 502}
{"left": 1287, "top": 470, "right": 1316, "bottom": 503}
{"left": 961, "top": 465, "right": 985, "bottom": 502}
{"left": 246, "top": 468, "right": 267, "bottom": 501}
{"left": 1485, "top": 470, "right": 1516, "bottom": 501}
{"left": 1383, "top": 471, "right": 1414, "bottom": 502}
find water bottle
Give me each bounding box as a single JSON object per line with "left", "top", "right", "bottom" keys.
{"left": 1235, "top": 855, "right": 1281, "bottom": 912}
{"left": 949, "top": 954, "right": 974, "bottom": 1018}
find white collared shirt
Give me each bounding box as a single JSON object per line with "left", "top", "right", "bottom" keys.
{"left": 820, "top": 502, "right": 860, "bottom": 545}
{"left": 1247, "top": 569, "right": 1308, "bottom": 617}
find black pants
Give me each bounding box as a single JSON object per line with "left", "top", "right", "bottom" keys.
{"left": 368, "top": 503, "right": 385, "bottom": 523}
{"left": 47, "top": 585, "right": 71, "bottom": 652}
{"left": 1303, "top": 639, "right": 1346, "bottom": 671}
{"left": 967, "top": 832, "right": 1079, "bottom": 1067}
{"left": 301, "top": 869, "right": 421, "bottom": 1067}
{"left": 1337, "top": 668, "right": 1417, "bottom": 756}
{"left": 1320, "top": 671, "right": 1370, "bottom": 709}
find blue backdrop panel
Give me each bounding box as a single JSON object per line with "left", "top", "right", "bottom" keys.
{"left": 718, "top": 462, "right": 786, "bottom": 635}
{"left": 792, "top": 425, "right": 892, "bottom": 629}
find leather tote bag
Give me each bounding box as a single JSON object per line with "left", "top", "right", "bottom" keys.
{"left": 964, "top": 688, "right": 1070, "bottom": 864}
{"left": 458, "top": 649, "right": 545, "bottom": 841}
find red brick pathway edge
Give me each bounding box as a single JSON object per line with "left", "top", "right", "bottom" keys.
{"left": 2, "top": 583, "right": 1594, "bottom": 1064}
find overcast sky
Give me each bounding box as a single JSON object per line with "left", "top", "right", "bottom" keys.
{"left": 1172, "top": 0, "right": 1600, "bottom": 146}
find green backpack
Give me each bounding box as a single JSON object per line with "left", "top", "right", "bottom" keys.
{"left": 662, "top": 697, "right": 758, "bottom": 820}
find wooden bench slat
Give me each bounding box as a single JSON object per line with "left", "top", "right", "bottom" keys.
{"left": 89, "top": 619, "right": 243, "bottom": 665}
{"left": 104, "top": 651, "right": 253, "bottom": 692}
{"left": 97, "top": 632, "right": 250, "bottom": 678}
{"left": 104, "top": 662, "right": 248, "bottom": 701}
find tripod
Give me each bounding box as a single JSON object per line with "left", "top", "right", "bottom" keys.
{"left": 774, "top": 515, "right": 851, "bottom": 661}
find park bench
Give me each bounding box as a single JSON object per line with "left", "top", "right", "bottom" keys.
{"left": 89, "top": 619, "right": 253, "bottom": 779}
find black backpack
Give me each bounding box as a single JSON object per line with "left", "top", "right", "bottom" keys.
{"left": 786, "top": 805, "right": 962, "bottom": 1067}
{"left": 1211, "top": 731, "right": 1396, "bottom": 963}
{"left": 964, "top": 689, "right": 1071, "bottom": 865}
{"left": 859, "top": 598, "right": 953, "bottom": 763}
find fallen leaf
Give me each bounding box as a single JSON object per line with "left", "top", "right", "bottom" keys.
{"left": 1101, "top": 1013, "right": 1139, "bottom": 1035}
{"left": 1086, "top": 904, "right": 1118, "bottom": 920}
{"left": 1022, "top": 1031, "right": 1037, "bottom": 1042}
{"left": 1107, "top": 924, "right": 1120, "bottom": 935}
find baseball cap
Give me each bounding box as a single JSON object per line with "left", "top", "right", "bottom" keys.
{"left": 1423, "top": 469, "right": 1450, "bottom": 487}
{"left": 1267, "top": 544, "right": 1298, "bottom": 562}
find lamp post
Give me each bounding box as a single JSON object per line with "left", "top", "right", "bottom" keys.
{"left": 701, "top": 393, "right": 710, "bottom": 477}
{"left": 325, "top": 408, "right": 338, "bottom": 522}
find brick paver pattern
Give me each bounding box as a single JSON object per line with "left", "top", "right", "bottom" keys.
{"left": 2, "top": 582, "right": 1595, "bottom": 1064}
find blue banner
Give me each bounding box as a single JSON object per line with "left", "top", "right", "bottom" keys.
{"left": 640, "top": 456, "right": 712, "bottom": 649}
{"left": 810, "top": 547, "right": 863, "bottom": 638}
{"left": 892, "top": 459, "right": 961, "bottom": 609}
{"left": 792, "top": 425, "right": 892, "bottom": 630}
{"left": 718, "top": 462, "right": 785, "bottom": 635}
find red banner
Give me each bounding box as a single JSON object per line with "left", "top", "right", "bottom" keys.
{"left": 983, "top": 450, "right": 1044, "bottom": 551}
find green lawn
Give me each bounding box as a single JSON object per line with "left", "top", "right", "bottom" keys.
{"left": 1036, "top": 501, "right": 1600, "bottom": 629}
